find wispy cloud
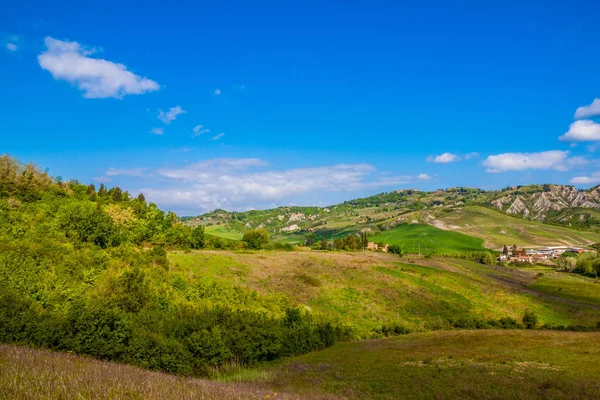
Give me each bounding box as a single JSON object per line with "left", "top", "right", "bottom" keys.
{"left": 150, "top": 127, "right": 164, "bottom": 135}
{"left": 560, "top": 120, "right": 600, "bottom": 142}
{"left": 5, "top": 42, "right": 17, "bottom": 51}
{"left": 426, "top": 153, "right": 460, "bottom": 163}
{"left": 214, "top": 88, "right": 221, "bottom": 95}
{"left": 574, "top": 98, "right": 600, "bottom": 119}
{"left": 482, "top": 150, "right": 574, "bottom": 173}
{"left": 104, "top": 158, "right": 429, "bottom": 213}
{"left": 212, "top": 132, "right": 225, "bottom": 140}
{"left": 38, "top": 37, "right": 159, "bottom": 98}
{"left": 569, "top": 172, "right": 600, "bottom": 185}
{"left": 105, "top": 167, "right": 146, "bottom": 177}
{"left": 192, "top": 125, "right": 210, "bottom": 136}
{"left": 158, "top": 106, "right": 186, "bottom": 124}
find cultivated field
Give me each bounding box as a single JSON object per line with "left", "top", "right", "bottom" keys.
{"left": 369, "top": 223, "right": 485, "bottom": 254}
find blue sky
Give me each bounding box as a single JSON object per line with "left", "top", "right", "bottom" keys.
{"left": 2, "top": 0, "right": 600, "bottom": 214}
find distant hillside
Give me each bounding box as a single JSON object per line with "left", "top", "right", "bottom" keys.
{"left": 184, "top": 185, "right": 600, "bottom": 248}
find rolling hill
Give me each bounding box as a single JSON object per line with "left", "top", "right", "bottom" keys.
{"left": 185, "top": 186, "right": 600, "bottom": 252}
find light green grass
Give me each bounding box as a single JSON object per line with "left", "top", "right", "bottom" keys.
{"left": 205, "top": 225, "right": 243, "bottom": 240}
{"left": 263, "top": 330, "right": 600, "bottom": 399}
{"left": 529, "top": 273, "right": 600, "bottom": 307}
{"left": 369, "top": 223, "right": 486, "bottom": 254}
{"left": 436, "top": 206, "right": 600, "bottom": 248}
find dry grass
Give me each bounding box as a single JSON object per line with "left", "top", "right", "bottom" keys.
{"left": 0, "top": 345, "right": 338, "bottom": 400}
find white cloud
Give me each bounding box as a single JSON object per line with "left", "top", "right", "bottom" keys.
{"left": 158, "top": 106, "right": 186, "bottom": 124}
{"left": 120, "top": 158, "right": 428, "bottom": 213}
{"left": 38, "top": 37, "right": 159, "bottom": 98}
{"left": 426, "top": 153, "right": 460, "bottom": 163}
{"left": 566, "top": 156, "right": 589, "bottom": 167}
{"left": 192, "top": 125, "right": 210, "bottom": 136}
{"left": 569, "top": 172, "right": 600, "bottom": 185}
{"left": 150, "top": 127, "right": 164, "bottom": 135}
{"left": 559, "top": 120, "right": 600, "bottom": 142}
{"left": 105, "top": 167, "right": 146, "bottom": 177}
{"left": 482, "top": 150, "right": 572, "bottom": 173}
{"left": 5, "top": 43, "right": 17, "bottom": 51}
{"left": 464, "top": 152, "right": 479, "bottom": 160}
{"left": 574, "top": 99, "right": 600, "bottom": 119}
{"left": 214, "top": 89, "right": 221, "bottom": 95}
{"left": 212, "top": 132, "right": 225, "bottom": 140}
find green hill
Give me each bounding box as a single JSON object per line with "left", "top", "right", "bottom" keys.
{"left": 369, "top": 223, "right": 485, "bottom": 254}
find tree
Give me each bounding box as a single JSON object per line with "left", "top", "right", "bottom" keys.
{"left": 305, "top": 233, "right": 316, "bottom": 246}
{"left": 86, "top": 184, "right": 96, "bottom": 196}
{"left": 112, "top": 187, "right": 123, "bottom": 202}
{"left": 243, "top": 228, "right": 270, "bottom": 250}
{"left": 522, "top": 310, "right": 538, "bottom": 329}
{"left": 137, "top": 193, "right": 146, "bottom": 203}
{"left": 502, "top": 245, "right": 509, "bottom": 256}
{"left": 98, "top": 183, "right": 107, "bottom": 197}
{"left": 191, "top": 226, "right": 205, "bottom": 249}
{"left": 320, "top": 237, "right": 328, "bottom": 250}
{"left": 360, "top": 231, "right": 368, "bottom": 249}
{"left": 512, "top": 244, "right": 518, "bottom": 256}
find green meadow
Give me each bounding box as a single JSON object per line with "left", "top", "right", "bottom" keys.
{"left": 369, "top": 223, "right": 486, "bottom": 254}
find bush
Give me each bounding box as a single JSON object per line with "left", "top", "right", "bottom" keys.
{"left": 388, "top": 244, "right": 403, "bottom": 256}
{"left": 522, "top": 310, "right": 538, "bottom": 329}
{"left": 242, "top": 229, "right": 269, "bottom": 250}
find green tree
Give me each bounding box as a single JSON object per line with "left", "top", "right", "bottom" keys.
{"left": 320, "top": 237, "right": 328, "bottom": 250}
{"left": 243, "top": 228, "right": 270, "bottom": 250}
{"left": 191, "top": 226, "right": 205, "bottom": 249}
{"left": 522, "top": 310, "right": 538, "bottom": 329}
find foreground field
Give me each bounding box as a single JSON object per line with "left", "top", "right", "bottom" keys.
{"left": 0, "top": 345, "right": 314, "bottom": 400}
{"left": 4, "top": 330, "right": 600, "bottom": 399}
{"left": 169, "top": 251, "right": 600, "bottom": 335}
{"left": 265, "top": 330, "right": 600, "bottom": 399}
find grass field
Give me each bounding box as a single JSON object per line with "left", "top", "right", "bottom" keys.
{"left": 168, "top": 251, "right": 600, "bottom": 336}
{"left": 205, "top": 224, "right": 244, "bottom": 240}
{"left": 264, "top": 330, "right": 600, "bottom": 399}
{"left": 434, "top": 206, "right": 600, "bottom": 249}
{"left": 369, "top": 223, "right": 486, "bottom": 254}
{"left": 528, "top": 272, "right": 600, "bottom": 307}
{"left": 4, "top": 330, "right": 600, "bottom": 399}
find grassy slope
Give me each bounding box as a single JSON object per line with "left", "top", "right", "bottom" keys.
{"left": 169, "top": 251, "right": 600, "bottom": 336}
{"left": 265, "top": 330, "right": 600, "bottom": 399}
{"left": 528, "top": 272, "right": 600, "bottom": 307}
{"left": 434, "top": 206, "right": 600, "bottom": 248}
{"left": 0, "top": 345, "right": 318, "bottom": 400}
{"left": 205, "top": 224, "right": 244, "bottom": 240}
{"left": 369, "top": 223, "right": 485, "bottom": 254}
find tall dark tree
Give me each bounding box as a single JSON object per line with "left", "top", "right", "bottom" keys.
{"left": 112, "top": 187, "right": 123, "bottom": 202}
{"left": 98, "top": 183, "right": 107, "bottom": 197}
{"left": 502, "top": 245, "right": 509, "bottom": 256}
{"left": 137, "top": 193, "right": 146, "bottom": 203}
{"left": 86, "top": 183, "right": 96, "bottom": 195}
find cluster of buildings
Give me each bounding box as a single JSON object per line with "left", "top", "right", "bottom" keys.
{"left": 367, "top": 242, "right": 389, "bottom": 252}
{"left": 497, "top": 245, "right": 585, "bottom": 263}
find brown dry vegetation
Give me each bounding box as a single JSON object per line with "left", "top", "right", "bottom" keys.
{"left": 0, "top": 345, "right": 338, "bottom": 400}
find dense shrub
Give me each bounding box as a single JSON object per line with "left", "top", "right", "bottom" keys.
{"left": 242, "top": 228, "right": 270, "bottom": 249}
{"left": 522, "top": 310, "right": 538, "bottom": 329}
